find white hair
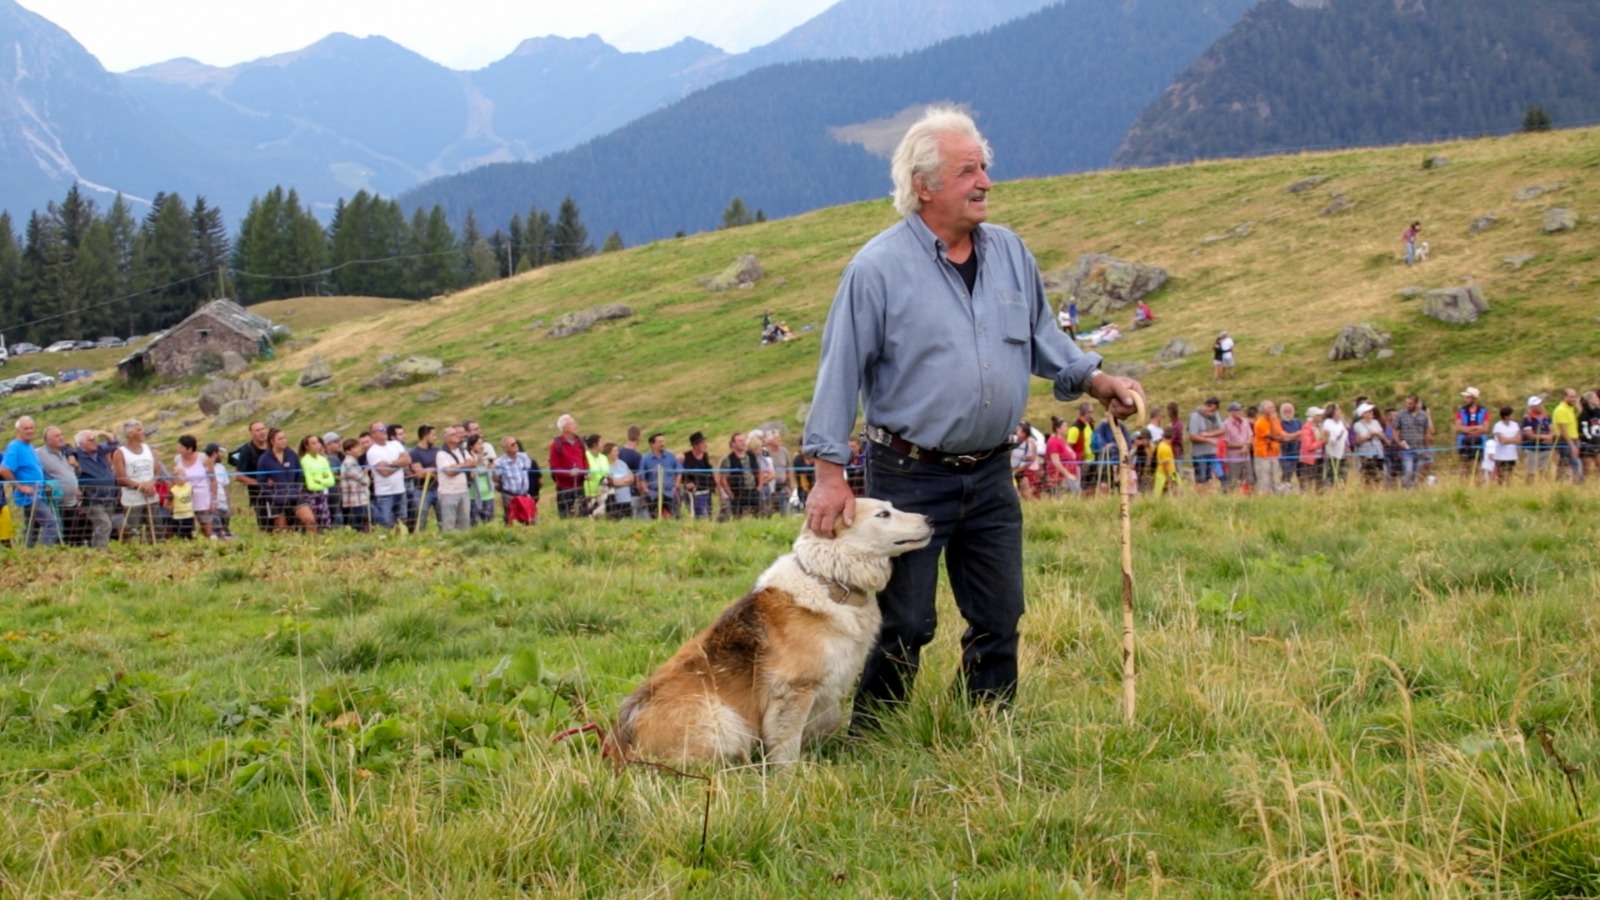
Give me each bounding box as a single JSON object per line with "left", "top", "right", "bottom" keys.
{"left": 15, "top": 415, "right": 34, "bottom": 431}
{"left": 122, "top": 419, "right": 143, "bottom": 436}
{"left": 890, "top": 106, "right": 992, "bottom": 217}
{"left": 75, "top": 429, "right": 96, "bottom": 446}
{"left": 556, "top": 414, "right": 574, "bottom": 431}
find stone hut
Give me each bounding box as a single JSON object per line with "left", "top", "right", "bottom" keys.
{"left": 117, "top": 299, "right": 275, "bottom": 381}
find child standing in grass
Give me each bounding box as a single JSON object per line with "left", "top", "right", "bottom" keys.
{"left": 1154, "top": 432, "right": 1179, "bottom": 497}
{"left": 169, "top": 477, "right": 195, "bottom": 539}
{"left": 1491, "top": 406, "right": 1521, "bottom": 485}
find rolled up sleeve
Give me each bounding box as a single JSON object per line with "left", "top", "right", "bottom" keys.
{"left": 1022, "top": 265, "right": 1102, "bottom": 400}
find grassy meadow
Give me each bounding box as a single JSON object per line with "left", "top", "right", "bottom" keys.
{"left": 4, "top": 483, "right": 1600, "bottom": 897}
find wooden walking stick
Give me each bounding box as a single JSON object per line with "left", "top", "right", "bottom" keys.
{"left": 1108, "top": 394, "right": 1147, "bottom": 726}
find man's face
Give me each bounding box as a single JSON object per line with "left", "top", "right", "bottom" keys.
{"left": 127, "top": 424, "right": 144, "bottom": 443}
{"left": 79, "top": 434, "right": 98, "bottom": 452}
{"left": 562, "top": 418, "right": 578, "bottom": 437}
{"left": 250, "top": 422, "right": 267, "bottom": 444}
{"left": 1565, "top": 389, "right": 1579, "bottom": 406}
{"left": 767, "top": 433, "right": 781, "bottom": 449}
{"left": 393, "top": 427, "right": 406, "bottom": 444}
{"left": 1205, "top": 402, "right": 1218, "bottom": 416}
{"left": 466, "top": 421, "right": 481, "bottom": 437}
{"left": 732, "top": 434, "right": 746, "bottom": 453}
{"left": 358, "top": 435, "right": 372, "bottom": 454}
{"left": 650, "top": 435, "right": 666, "bottom": 454}
{"left": 1405, "top": 397, "right": 1419, "bottom": 412}
{"left": 444, "top": 428, "right": 460, "bottom": 448}
{"left": 918, "top": 133, "right": 992, "bottom": 238}
{"left": 13, "top": 419, "right": 34, "bottom": 443}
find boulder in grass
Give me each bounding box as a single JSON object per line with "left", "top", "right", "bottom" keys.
{"left": 1046, "top": 254, "right": 1170, "bottom": 317}
{"left": 221, "top": 350, "right": 250, "bottom": 375}
{"left": 1469, "top": 213, "right": 1497, "bottom": 234}
{"left": 198, "top": 376, "right": 265, "bottom": 416}
{"left": 363, "top": 355, "right": 447, "bottom": 389}
{"left": 705, "top": 255, "right": 764, "bottom": 291}
{"left": 1542, "top": 208, "right": 1578, "bottom": 234}
{"left": 298, "top": 354, "right": 333, "bottom": 387}
{"left": 1421, "top": 286, "right": 1489, "bottom": 325}
{"left": 546, "top": 304, "right": 634, "bottom": 339}
{"left": 1327, "top": 323, "right": 1390, "bottom": 361}
{"left": 213, "top": 398, "right": 261, "bottom": 428}
{"left": 1154, "top": 338, "right": 1197, "bottom": 362}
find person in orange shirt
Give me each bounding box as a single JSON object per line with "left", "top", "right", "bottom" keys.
{"left": 1251, "top": 400, "right": 1288, "bottom": 494}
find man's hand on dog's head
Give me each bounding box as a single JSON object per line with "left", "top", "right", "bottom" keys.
{"left": 804, "top": 465, "right": 855, "bottom": 539}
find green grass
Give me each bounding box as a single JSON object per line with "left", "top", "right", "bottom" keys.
{"left": 5, "top": 485, "right": 1600, "bottom": 895}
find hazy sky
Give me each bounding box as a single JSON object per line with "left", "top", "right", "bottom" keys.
{"left": 16, "top": 0, "right": 844, "bottom": 72}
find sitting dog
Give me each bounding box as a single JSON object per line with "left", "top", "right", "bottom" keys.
{"left": 607, "top": 498, "right": 932, "bottom": 765}
{"left": 1415, "top": 240, "right": 1430, "bottom": 262}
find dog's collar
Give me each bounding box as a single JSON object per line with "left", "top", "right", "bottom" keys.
{"left": 796, "top": 560, "right": 870, "bottom": 607}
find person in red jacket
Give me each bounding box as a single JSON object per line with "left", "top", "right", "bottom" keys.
{"left": 548, "top": 413, "right": 588, "bottom": 518}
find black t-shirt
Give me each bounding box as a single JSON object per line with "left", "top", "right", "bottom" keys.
{"left": 681, "top": 450, "right": 713, "bottom": 491}
{"left": 230, "top": 442, "right": 267, "bottom": 498}
{"left": 1581, "top": 403, "right": 1600, "bottom": 450}
{"left": 951, "top": 248, "right": 978, "bottom": 294}
{"left": 410, "top": 445, "right": 440, "bottom": 482}
{"left": 720, "top": 451, "right": 757, "bottom": 494}
{"left": 618, "top": 445, "right": 643, "bottom": 472}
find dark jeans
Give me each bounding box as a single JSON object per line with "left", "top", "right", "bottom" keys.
{"left": 555, "top": 487, "right": 583, "bottom": 518}
{"left": 856, "top": 443, "right": 1024, "bottom": 723}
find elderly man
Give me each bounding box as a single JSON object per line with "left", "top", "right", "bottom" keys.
{"left": 72, "top": 429, "right": 120, "bottom": 547}
{"left": 803, "top": 106, "right": 1142, "bottom": 721}
{"left": 549, "top": 414, "right": 587, "bottom": 518}
{"left": 1, "top": 416, "right": 61, "bottom": 546}
{"left": 37, "top": 426, "right": 80, "bottom": 542}
{"left": 365, "top": 420, "right": 410, "bottom": 530}
{"left": 1221, "top": 402, "right": 1254, "bottom": 493}
{"left": 1520, "top": 395, "right": 1553, "bottom": 483}
{"left": 110, "top": 419, "right": 164, "bottom": 541}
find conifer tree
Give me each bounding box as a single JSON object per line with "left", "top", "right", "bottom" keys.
{"left": 601, "top": 231, "right": 624, "bottom": 253}
{"left": 551, "top": 196, "right": 592, "bottom": 263}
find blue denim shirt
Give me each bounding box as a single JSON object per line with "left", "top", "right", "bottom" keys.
{"left": 804, "top": 214, "right": 1101, "bottom": 464}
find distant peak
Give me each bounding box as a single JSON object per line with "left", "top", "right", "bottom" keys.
{"left": 509, "top": 34, "right": 614, "bottom": 57}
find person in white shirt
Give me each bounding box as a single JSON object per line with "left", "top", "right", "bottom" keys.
{"left": 365, "top": 421, "right": 410, "bottom": 530}
{"left": 1491, "top": 406, "right": 1521, "bottom": 485}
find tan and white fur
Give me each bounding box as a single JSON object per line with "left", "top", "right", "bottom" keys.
{"left": 607, "top": 498, "right": 932, "bottom": 765}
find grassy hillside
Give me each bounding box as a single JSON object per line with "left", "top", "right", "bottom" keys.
{"left": 20, "top": 125, "right": 1600, "bottom": 450}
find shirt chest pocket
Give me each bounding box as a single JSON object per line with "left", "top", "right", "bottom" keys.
{"left": 997, "top": 291, "right": 1031, "bottom": 345}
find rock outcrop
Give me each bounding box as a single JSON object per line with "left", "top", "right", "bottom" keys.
{"left": 363, "top": 355, "right": 447, "bottom": 389}
{"left": 705, "top": 255, "right": 764, "bottom": 291}
{"left": 547, "top": 304, "right": 634, "bottom": 339}
{"left": 1327, "top": 323, "right": 1391, "bottom": 361}
{"left": 199, "top": 376, "right": 265, "bottom": 417}
{"left": 1421, "top": 286, "right": 1489, "bottom": 324}
{"left": 1047, "top": 254, "right": 1170, "bottom": 317}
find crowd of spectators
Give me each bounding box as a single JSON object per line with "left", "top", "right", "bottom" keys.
{"left": 2, "top": 385, "right": 1596, "bottom": 548}
{"left": 1008, "top": 386, "right": 1600, "bottom": 499}
{"left": 0, "top": 412, "right": 817, "bottom": 547}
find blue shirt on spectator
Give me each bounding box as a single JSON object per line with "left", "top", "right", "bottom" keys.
{"left": 2, "top": 438, "right": 46, "bottom": 507}
{"left": 804, "top": 214, "right": 1100, "bottom": 464}
{"left": 636, "top": 449, "right": 683, "bottom": 500}
{"left": 74, "top": 441, "right": 120, "bottom": 505}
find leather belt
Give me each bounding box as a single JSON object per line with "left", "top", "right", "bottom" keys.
{"left": 863, "top": 425, "right": 1013, "bottom": 470}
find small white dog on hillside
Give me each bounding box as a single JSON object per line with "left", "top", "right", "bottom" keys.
{"left": 606, "top": 498, "right": 933, "bottom": 765}
{"left": 1415, "top": 240, "right": 1430, "bottom": 262}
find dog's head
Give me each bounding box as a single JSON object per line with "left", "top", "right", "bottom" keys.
{"left": 794, "top": 498, "right": 933, "bottom": 594}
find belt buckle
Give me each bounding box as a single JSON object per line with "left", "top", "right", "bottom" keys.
{"left": 951, "top": 452, "right": 982, "bottom": 467}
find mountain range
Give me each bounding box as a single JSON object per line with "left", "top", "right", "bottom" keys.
{"left": 400, "top": 0, "right": 1258, "bottom": 245}
{"left": 0, "top": 0, "right": 1063, "bottom": 222}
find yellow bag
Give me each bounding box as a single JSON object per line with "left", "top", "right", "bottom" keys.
{"left": 0, "top": 504, "right": 13, "bottom": 543}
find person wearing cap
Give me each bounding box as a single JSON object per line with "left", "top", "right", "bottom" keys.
{"left": 1352, "top": 402, "right": 1386, "bottom": 485}
{"left": 679, "top": 431, "right": 715, "bottom": 520}
{"left": 1394, "top": 394, "right": 1433, "bottom": 488}
{"left": 1454, "top": 388, "right": 1489, "bottom": 480}
{"left": 205, "top": 441, "right": 236, "bottom": 539}
{"left": 1221, "top": 401, "right": 1254, "bottom": 492}
{"left": 1186, "top": 397, "right": 1224, "bottom": 493}
{"left": 1552, "top": 388, "right": 1585, "bottom": 484}
{"left": 802, "top": 106, "right": 1144, "bottom": 721}
{"left": 321, "top": 431, "right": 345, "bottom": 529}
{"left": 1520, "top": 396, "right": 1552, "bottom": 484}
